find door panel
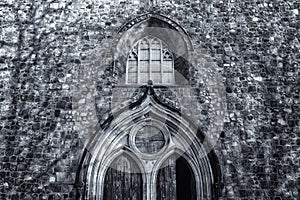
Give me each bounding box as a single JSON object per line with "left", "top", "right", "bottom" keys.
{"left": 103, "top": 155, "right": 143, "bottom": 200}
{"left": 157, "top": 155, "right": 196, "bottom": 200}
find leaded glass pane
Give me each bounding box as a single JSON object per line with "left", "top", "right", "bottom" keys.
{"left": 128, "top": 61, "right": 137, "bottom": 72}
{"left": 163, "top": 60, "right": 173, "bottom": 72}
{"left": 128, "top": 72, "right": 137, "bottom": 84}
{"left": 135, "top": 126, "right": 165, "bottom": 154}
{"left": 140, "top": 49, "right": 149, "bottom": 60}
{"left": 152, "top": 61, "right": 160, "bottom": 72}
{"left": 152, "top": 73, "right": 161, "bottom": 84}
{"left": 151, "top": 39, "right": 161, "bottom": 49}
{"left": 140, "top": 61, "right": 149, "bottom": 72}
{"left": 151, "top": 49, "right": 161, "bottom": 60}
{"left": 140, "top": 73, "right": 149, "bottom": 83}
{"left": 162, "top": 73, "right": 173, "bottom": 84}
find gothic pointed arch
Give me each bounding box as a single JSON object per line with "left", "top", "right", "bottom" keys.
{"left": 76, "top": 84, "right": 221, "bottom": 199}
{"left": 113, "top": 13, "right": 193, "bottom": 85}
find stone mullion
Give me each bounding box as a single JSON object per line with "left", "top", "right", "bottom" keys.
{"left": 149, "top": 39, "right": 152, "bottom": 82}
{"left": 146, "top": 173, "right": 151, "bottom": 200}
{"left": 138, "top": 41, "right": 141, "bottom": 84}
{"left": 171, "top": 54, "right": 175, "bottom": 84}
{"left": 126, "top": 54, "right": 129, "bottom": 84}
{"left": 160, "top": 40, "right": 163, "bottom": 84}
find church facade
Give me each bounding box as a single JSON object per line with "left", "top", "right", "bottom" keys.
{"left": 0, "top": 0, "right": 299, "bottom": 199}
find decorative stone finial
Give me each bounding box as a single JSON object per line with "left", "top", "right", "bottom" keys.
{"left": 147, "top": 80, "right": 153, "bottom": 86}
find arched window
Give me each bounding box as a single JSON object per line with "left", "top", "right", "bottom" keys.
{"left": 126, "top": 36, "right": 175, "bottom": 85}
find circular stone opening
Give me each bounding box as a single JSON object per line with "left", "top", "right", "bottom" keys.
{"left": 135, "top": 126, "right": 165, "bottom": 154}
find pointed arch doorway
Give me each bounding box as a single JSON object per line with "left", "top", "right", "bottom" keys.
{"left": 77, "top": 85, "right": 221, "bottom": 199}
{"left": 156, "top": 154, "right": 196, "bottom": 200}
{"left": 103, "top": 154, "right": 143, "bottom": 200}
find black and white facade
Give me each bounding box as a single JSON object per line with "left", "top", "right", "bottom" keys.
{"left": 1, "top": 0, "right": 299, "bottom": 199}
{"left": 77, "top": 14, "right": 222, "bottom": 199}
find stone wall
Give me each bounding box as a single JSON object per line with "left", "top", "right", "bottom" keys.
{"left": 0, "top": 0, "right": 299, "bottom": 199}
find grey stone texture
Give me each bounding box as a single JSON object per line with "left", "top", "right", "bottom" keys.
{"left": 0, "top": 0, "right": 299, "bottom": 199}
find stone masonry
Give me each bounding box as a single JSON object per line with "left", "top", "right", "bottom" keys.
{"left": 0, "top": 0, "right": 299, "bottom": 199}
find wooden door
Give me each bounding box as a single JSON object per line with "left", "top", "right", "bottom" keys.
{"left": 103, "top": 155, "right": 143, "bottom": 200}
{"left": 157, "top": 155, "right": 196, "bottom": 200}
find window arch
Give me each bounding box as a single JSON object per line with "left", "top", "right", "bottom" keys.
{"left": 126, "top": 36, "right": 175, "bottom": 85}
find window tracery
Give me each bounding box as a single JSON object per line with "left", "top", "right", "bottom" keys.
{"left": 126, "top": 36, "right": 175, "bottom": 85}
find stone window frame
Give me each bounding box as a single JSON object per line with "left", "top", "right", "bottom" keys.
{"left": 126, "top": 36, "right": 175, "bottom": 85}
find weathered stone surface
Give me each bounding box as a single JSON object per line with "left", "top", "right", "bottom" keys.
{"left": 0, "top": 0, "right": 299, "bottom": 199}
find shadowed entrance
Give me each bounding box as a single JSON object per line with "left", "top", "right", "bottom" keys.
{"left": 156, "top": 154, "right": 196, "bottom": 200}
